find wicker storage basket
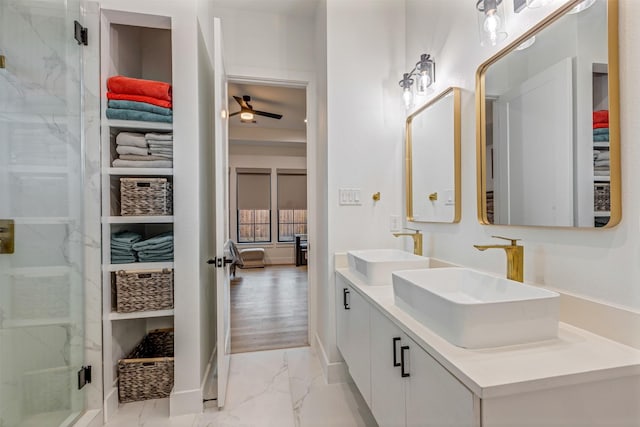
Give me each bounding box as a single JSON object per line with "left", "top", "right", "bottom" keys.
{"left": 120, "top": 177, "right": 173, "bottom": 216}
{"left": 115, "top": 269, "right": 174, "bottom": 313}
{"left": 594, "top": 183, "right": 610, "bottom": 212}
{"left": 118, "top": 329, "right": 174, "bottom": 403}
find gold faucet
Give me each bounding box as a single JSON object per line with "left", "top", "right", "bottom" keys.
{"left": 473, "top": 236, "right": 524, "bottom": 282}
{"left": 393, "top": 228, "right": 423, "bottom": 256}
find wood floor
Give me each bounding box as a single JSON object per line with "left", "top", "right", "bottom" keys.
{"left": 230, "top": 265, "right": 308, "bottom": 354}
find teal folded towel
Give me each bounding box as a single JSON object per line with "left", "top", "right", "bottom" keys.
{"left": 131, "top": 232, "right": 174, "bottom": 251}
{"left": 112, "top": 231, "right": 142, "bottom": 244}
{"left": 593, "top": 128, "right": 609, "bottom": 136}
{"left": 108, "top": 100, "right": 173, "bottom": 116}
{"left": 134, "top": 242, "right": 174, "bottom": 252}
{"left": 138, "top": 251, "right": 174, "bottom": 261}
{"left": 106, "top": 108, "right": 173, "bottom": 123}
{"left": 593, "top": 134, "right": 609, "bottom": 142}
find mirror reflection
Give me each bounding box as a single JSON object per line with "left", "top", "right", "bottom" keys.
{"left": 406, "top": 87, "right": 460, "bottom": 223}
{"left": 478, "top": 0, "right": 619, "bottom": 228}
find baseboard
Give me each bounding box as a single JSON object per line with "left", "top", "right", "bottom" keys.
{"left": 201, "top": 345, "right": 217, "bottom": 401}
{"left": 103, "top": 386, "right": 118, "bottom": 423}
{"left": 72, "top": 409, "right": 103, "bottom": 427}
{"left": 314, "top": 332, "right": 350, "bottom": 384}
{"left": 169, "top": 387, "right": 203, "bottom": 416}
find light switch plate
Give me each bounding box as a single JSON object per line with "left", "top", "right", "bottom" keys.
{"left": 390, "top": 215, "right": 402, "bottom": 232}
{"left": 339, "top": 188, "right": 362, "bottom": 206}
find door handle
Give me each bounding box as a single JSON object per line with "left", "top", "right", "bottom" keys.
{"left": 343, "top": 288, "right": 350, "bottom": 310}
{"left": 0, "top": 220, "right": 14, "bottom": 254}
{"left": 206, "top": 259, "right": 216, "bottom": 265}
{"left": 392, "top": 337, "right": 401, "bottom": 367}
{"left": 223, "top": 257, "right": 233, "bottom": 265}
{"left": 400, "top": 345, "right": 410, "bottom": 378}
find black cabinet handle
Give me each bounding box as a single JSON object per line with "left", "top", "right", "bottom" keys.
{"left": 392, "top": 337, "right": 401, "bottom": 367}
{"left": 343, "top": 288, "right": 350, "bottom": 310}
{"left": 400, "top": 345, "right": 410, "bottom": 377}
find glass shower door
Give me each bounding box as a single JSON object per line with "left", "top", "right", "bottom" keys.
{"left": 0, "top": 0, "right": 85, "bottom": 426}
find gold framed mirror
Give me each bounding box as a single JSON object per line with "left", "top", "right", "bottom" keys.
{"left": 476, "top": 0, "right": 619, "bottom": 228}
{"left": 406, "top": 87, "right": 461, "bottom": 223}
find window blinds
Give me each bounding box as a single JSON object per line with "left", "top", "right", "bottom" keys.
{"left": 237, "top": 169, "right": 271, "bottom": 210}
{"left": 277, "top": 169, "right": 307, "bottom": 210}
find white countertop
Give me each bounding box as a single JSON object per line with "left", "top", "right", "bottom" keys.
{"left": 336, "top": 266, "right": 640, "bottom": 399}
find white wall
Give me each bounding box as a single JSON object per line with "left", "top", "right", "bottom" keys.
{"left": 211, "top": 3, "right": 316, "bottom": 77}
{"left": 404, "top": 0, "right": 640, "bottom": 310}
{"left": 196, "top": 0, "right": 216, "bottom": 401}
{"left": 229, "top": 145, "right": 307, "bottom": 264}
{"left": 321, "top": 0, "right": 406, "bottom": 364}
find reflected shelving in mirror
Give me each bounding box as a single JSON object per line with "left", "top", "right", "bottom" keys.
{"left": 476, "top": 0, "right": 620, "bottom": 229}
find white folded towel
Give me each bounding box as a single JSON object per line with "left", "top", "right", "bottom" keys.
{"left": 119, "top": 154, "right": 173, "bottom": 161}
{"left": 145, "top": 132, "right": 173, "bottom": 141}
{"left": 113, "top": 159, "right": 173, "bottom": 168}
{"left": 116, "top": 145, "right": 150, "bottom": 156}
{"left": 116, "top": 132, "right": 148, "bottom": 148}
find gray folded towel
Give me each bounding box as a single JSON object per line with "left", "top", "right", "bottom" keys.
{"left": 116, "top": 132, "right": 148, "bottom": 148}
{"left": 145, "top": 132, "right": 174, "bottom": 141}
{"left": 119, "top": 154, "right": 174, "bottom": 161}
{"left": 148, "top": 153, "right": 173, "bottom": 159}
{"left": 149, "top": 148, "right": 173, "bottom": 154}
{"left": 116, "top": 145, "right": 150, "bottom": 156}
{"left": 147, "top": 141, "right": 173, "bottom": 147}
{"left": 112, "top": 159, "right": 173, "bottom": 168}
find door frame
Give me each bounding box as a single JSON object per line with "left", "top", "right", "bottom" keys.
{"left": 225, "top": 72, "right": 318, "bottom": 348}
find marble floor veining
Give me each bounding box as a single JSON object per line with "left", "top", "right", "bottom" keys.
{"left": 104, "top": 347, "right": 377, "bottom": 427}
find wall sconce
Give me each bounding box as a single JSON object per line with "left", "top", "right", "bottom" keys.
{"left": 398, "top": 54, "right": 436, "bottom": 109}
{"left": 476, "top": 0, "right": 508, "bottom": 46}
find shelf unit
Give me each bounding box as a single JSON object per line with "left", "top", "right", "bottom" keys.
{"left": 592, "top": 62, "right": 610, "bottom": 227}
{"left": 100, "top": 10, "right": 175, "bottom": 417}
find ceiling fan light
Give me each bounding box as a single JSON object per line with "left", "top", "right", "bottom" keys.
{"left": 240, "top": 111, "right": 254, "bottom": 121}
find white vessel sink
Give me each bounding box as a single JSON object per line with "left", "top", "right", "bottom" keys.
{"left": 392, "top": 268, "right": 560, "bottom": 348}
{"left": 347, "top": 249, "right": 431, "bottom": 286}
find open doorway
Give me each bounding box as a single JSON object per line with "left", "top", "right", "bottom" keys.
{"left": 226, "top": 81, "right": 309, "bottom": 354}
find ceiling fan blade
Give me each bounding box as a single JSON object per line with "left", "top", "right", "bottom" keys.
{"left": 233, "top": 96, "right": 249, "bottom": 109}
{"left": 254, "top": 110, "right": 283, "bottom": 120}
{"left": 229, "top": 111, "right": 241, "bottom": 117}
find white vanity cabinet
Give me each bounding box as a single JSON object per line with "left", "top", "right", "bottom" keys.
{"left": 335, "top": 264, "right": 640, "bottom": 427}
{"left": 335, "top": 275, "right": 371, "bottom": 405}
{"left": 370, "top": 307, "right": 479, "bottom": 427}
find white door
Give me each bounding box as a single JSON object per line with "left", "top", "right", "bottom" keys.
{"left": 212, "top": 17, "right": 231, "bottom": 408}
{"left": 335, "top": 277, "right": 371, "bottom": 406}
{"left": 370, "top": 308, "right": 406, "bottom": 427}
{"left": 405, "top": 335, "right": 478, "bottom": 427}
{"left": 495, "top": 57, "right": 574, "bottom": 226}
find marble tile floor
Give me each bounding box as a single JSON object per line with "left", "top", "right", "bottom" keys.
{"left": 104, "top": 346, "right": 378, "bottom": 427}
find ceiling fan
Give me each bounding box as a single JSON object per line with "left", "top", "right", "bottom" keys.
{"left": 230, "top": 95, "right": 283, "bottom": 122}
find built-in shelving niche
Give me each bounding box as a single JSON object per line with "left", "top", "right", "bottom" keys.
{"left": 100, "top": 9, "right": 175, "bottom": 417}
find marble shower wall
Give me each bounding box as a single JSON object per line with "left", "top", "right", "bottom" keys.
{"left": 0, "top": 0, "right": 102, "bottom": 425}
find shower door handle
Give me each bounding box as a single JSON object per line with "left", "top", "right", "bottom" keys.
{"left": 0, "top": 220, "right": 14, "bottom": 254}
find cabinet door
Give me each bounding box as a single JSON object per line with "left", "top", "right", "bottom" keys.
{"left": 335, "top": 277, "right": 371, "bottom": 405}
{"left": 405, "top": 336, "right": 478, "bottom": 427}
{"left": 370, "top": 307, "right": 406, "bottom": 427}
